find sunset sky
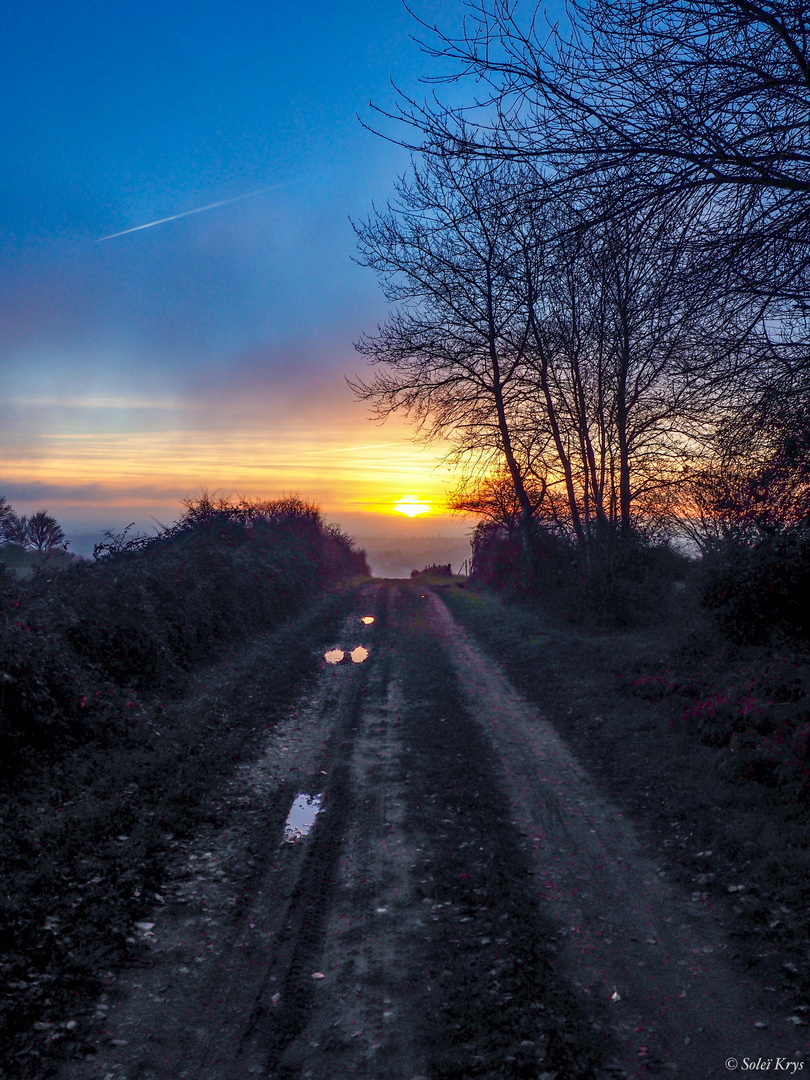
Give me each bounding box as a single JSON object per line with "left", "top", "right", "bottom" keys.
{"left": 2, "top": 0, "right": 532, "bottom": 555}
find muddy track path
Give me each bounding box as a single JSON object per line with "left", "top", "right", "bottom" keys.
{"left": 56, "top": 582, "right": 798, "bottom": 1080}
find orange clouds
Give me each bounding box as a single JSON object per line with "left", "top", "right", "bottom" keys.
{"left": 0, "top": 399, "right": 460, "bottom": 529}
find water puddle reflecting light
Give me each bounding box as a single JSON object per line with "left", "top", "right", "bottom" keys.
{"left": 324, "top": 649, "right": 344, "bottom": 664}
{"left": 360, "top": 616, "right": 375, "bottom": 625}
{"left": 350, "top": 646, "right": 369, "bottom": 664}
{"left": 283, "top": 793, "right": 324, "bottom": 843}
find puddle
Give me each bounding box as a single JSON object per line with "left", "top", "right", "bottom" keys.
{"left": 283, "top": 793, "right": 324, "bottom": 843}
{"left": 324, "top": 649, "right": 345, "bottom": 664}
{"left": 360, "top": 616, "right": 375, "bottom": 625}
{"left": 350, "top": 646, "right": 369, "bottom": 664}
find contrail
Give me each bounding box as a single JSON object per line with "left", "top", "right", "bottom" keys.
{"left": 94, "top": 185, "right": 285, "bottom": 242}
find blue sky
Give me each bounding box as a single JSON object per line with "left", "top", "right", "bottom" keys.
{"left": 0, "top": 0, "right": 562, "bottom": 552}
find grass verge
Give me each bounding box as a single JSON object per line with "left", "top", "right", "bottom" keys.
{"left": 436, "top": 581, "right": 810, "bottom": 1024}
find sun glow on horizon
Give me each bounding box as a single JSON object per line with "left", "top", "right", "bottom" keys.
{"left": 1, "top": 394, "right": 465, "bottom": 534}
{"left": 393, "top": 494, "right": 432, "bottom": 518}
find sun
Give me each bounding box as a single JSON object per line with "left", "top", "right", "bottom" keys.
{"left": 393, "top": 494, "right": 431, "bottom": 518}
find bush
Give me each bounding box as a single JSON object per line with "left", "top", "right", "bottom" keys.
{"left": 470, "top": 521, "right": 689, "bottom": 627}
{"left": 681, "top": 669, "right": 810, "bottom": 796}
{"left": 0, "top": 497, "right": 368, "bottom": 764}
{"left": 565, "top": 538, "right": 691, "bottom": 628}
{"left": 470, "top": 521, "right": 574, "bottom": 592}
{"left": 411, "top": 563, "right": 453, "bottom": 578}
{"left": 619, "top": 649, "right": 810, "bottom": 799}
{"left": 699, "top": 524, "right": 810, "bottom": 644}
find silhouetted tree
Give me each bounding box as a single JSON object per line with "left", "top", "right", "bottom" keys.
{"left": 394, "top": 0, "right": 810, "bottom": 306}
{"left": 27, "top": 511, "right": 67, "bottom": 552}
{"left": 680, "top": 389, "right": 810, "bottom": 550}
{"left": 534, "top": 177, "right": 763, "bottom": 542}
{"left": 3, "top": 513, "right": 29, "bottom": 547}
{"left": 358, "top": 1, "right": 810, "bottom": 555}
{"left": 353, "top": 146, "right": 766, "bottom": 564}
{"left": 0, "top": 497, "right": 13, "bottom": 544}
{"left": 449, "top": 466, "right": 548, "bottom": 539}
{"left": 351, "top": 154, "right": 547, "bottom": 570}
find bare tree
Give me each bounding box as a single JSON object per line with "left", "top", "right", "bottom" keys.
{"left": 3, "top": 513, "right": 29, "bottom": 547}
{"left": 448, "top": 465, "right": 549, "bottom": 538}
{"left": 689, "top": 387, "right": 810, "bottom": 542}
{"left": 27, "top": 510, "right": 67, "bottom": 553}
{"left": 353, "top": 146, "right": 763, "bottom": 562}
{"left": 393, "top": 0, "right": 810, "bottom": 305}
{"left": 351, "top": 153, "right": 548, "bottom": 568}
{"left": 501, "top": 172, "right": 761, "bottom": 552}
{"left": 0, "top": 497, "right": 13, "bottom": 544}
{"left": 354, "top": 1, "right": 810, "bottom": 557}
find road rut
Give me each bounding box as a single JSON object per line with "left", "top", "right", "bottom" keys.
{"left": 56, "top": 582, "right": 799, "bottom": 1079}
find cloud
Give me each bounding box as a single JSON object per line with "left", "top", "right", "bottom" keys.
{"left": 0, "top": 478, "right": 184, "bottom": 507}
{"left": 0, "top": 185, "right": 384, "bottom": 387}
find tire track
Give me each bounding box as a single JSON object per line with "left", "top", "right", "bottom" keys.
{"left": 55, "top": 586, "right": 384, "bottom": 1080}
{"left": 424, "top": 587, "right": 794, "bottom": 1077}
{"left": 391, "top": 586, "right": 606, "bottom": 1080}
{"left": 265, "top": 586, "right": 432, "bottom": 1079}
{"left": 52, "top": 579, "right": 782, "bottom": 1080}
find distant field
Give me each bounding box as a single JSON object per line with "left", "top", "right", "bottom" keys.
{"left": 356, "top": 533, "right": 472, "bottom": 578}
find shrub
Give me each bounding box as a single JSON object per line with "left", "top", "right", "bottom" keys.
{"left": 470, "top": 521, "right": 689, "bottom": 627}
{"left": 0, "top": 497, "right": 368, "bottom": 765}
{"left": 411, "top": 563, "right": 453, "bottom": 578}
{"left": 699, "top": 524, "right": 810, "bottom": 644}
{"left": 565, "top": 538, "right": 691, "bottom": 628}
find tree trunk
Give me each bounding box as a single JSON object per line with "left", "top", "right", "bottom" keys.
{"left": 486, "top": 272, "right": 536, "bottom": 578}
{"left": 616, "top": 310, "right": 633, "bottom": 539}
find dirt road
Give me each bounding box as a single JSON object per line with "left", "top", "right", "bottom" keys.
{"left": 56, "top": 582, "right": 802, "bottom": 1079}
